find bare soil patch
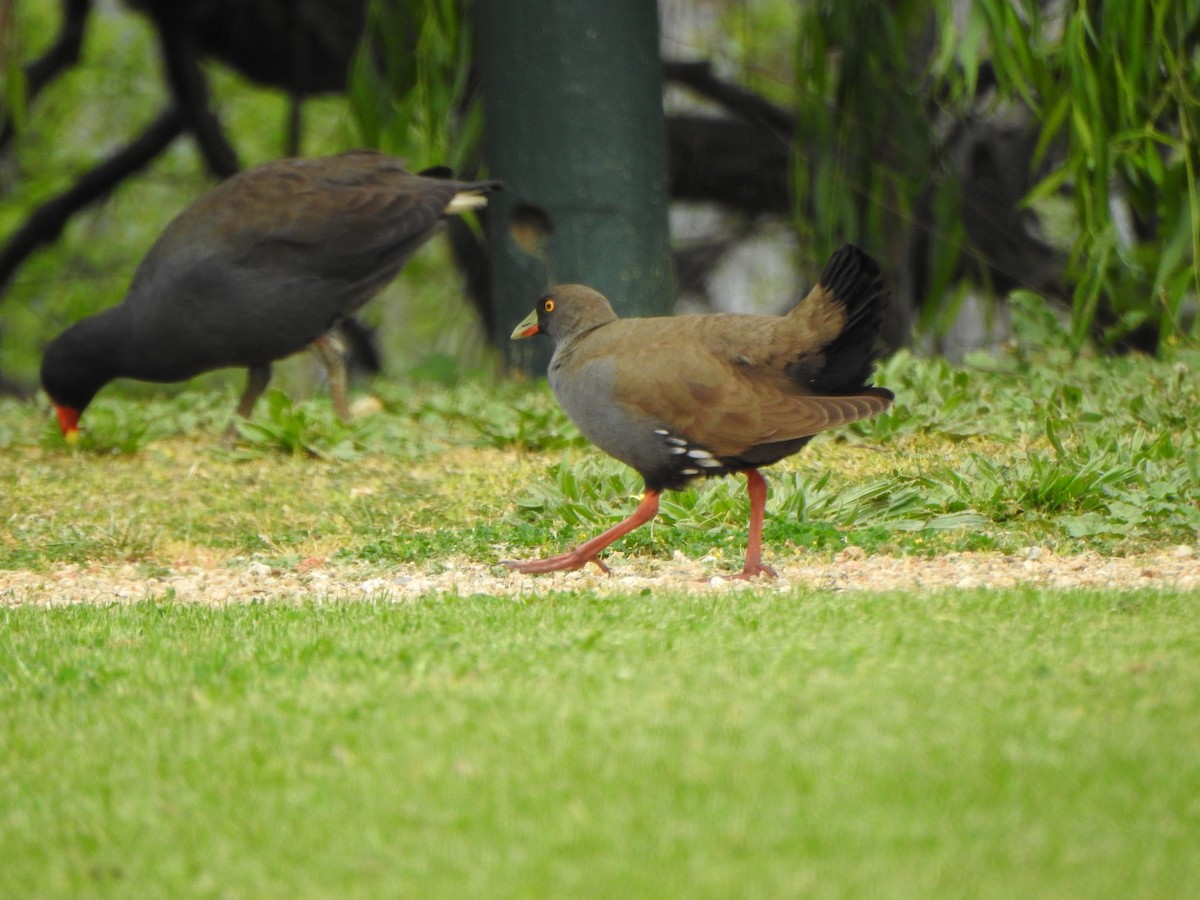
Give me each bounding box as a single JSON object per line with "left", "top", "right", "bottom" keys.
{"left": 3, "top": 546, "right": 1197, "bottom": 606}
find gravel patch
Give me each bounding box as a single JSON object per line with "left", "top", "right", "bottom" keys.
{"left": 2, "top": 545, "right": 1197, "bottom": 606}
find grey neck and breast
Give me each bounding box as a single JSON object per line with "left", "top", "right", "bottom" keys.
{"left": 548, "top": 338, "right": 668, "bottom": 479}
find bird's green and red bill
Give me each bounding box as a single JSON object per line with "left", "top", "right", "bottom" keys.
{"left": 54, "top": 405, "right": 81, "bottom": 444}
{"left": 511, "top": 309, "right": 541, "bottom": 339}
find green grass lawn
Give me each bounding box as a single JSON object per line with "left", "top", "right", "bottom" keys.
{"left": 2, "top": 328, "right": 1197, "bottom": 570}
{"left": 4, "top": 7, "right": 1198, "bottom": 895}
{"left": 3, "top": 589, "right": 1199, "bottom": 899}
{"left": 1, "top": 331, "right": 1198, "bottom": 897}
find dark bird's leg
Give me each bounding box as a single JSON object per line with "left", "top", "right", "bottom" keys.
{"left": 312, "top": 333, "right": 350, "bottom": 421}
{"left": 730, "top": 468, "right": 777, "bottom": 580}
{"left": 505, "top": 490, "right": 662, "bottom": 575}
{"left": 222, "top": 362, "right": 272, "bottom": 446}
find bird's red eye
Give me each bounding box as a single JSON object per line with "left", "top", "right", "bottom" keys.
{"left": 543, "top": 299, "right": 555, "bottom": 312}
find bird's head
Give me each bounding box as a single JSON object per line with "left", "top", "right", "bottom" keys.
{"left": 511, "top": 285, "right": 619, "bottom": 344}
{"left": 40, "top": 325, "right": 111, "bottom": 443}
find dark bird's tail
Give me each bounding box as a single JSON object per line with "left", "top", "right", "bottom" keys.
{"left": 419, "top": 166, "right": 505, "bottom": 214}
{"left": 445, "top": 180, "right": 505, "bottom": 214}
{"left": 792, "top": 244, "right": 890, "bottom": 395}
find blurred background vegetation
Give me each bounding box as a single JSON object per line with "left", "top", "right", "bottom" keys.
{"left": 0, "top": 0, "right": 1196, "bottom": 402}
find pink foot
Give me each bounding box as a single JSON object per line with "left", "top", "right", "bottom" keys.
{"left": 502, "top": 553, "right": 610, "bottom": 575}
{"left": 723, "top": 561, "right": 777, "bottom": 581}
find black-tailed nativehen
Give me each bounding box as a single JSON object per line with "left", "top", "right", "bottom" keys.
{"left": 41, "top": 150, "right": 502, "bottom": 441}
{"left": 506, "top": 244, "right": 894, "bottom": 579}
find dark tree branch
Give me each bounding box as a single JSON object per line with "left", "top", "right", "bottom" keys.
{"left": 285, "top": 92, "right": 303, "bottom": 157}
{"left": 281, "top": 2, "right": 303, "bottom": 156}
{"left": 23, "top": 0, "right": 92, "bottom": 94}
{"left": 153, "top": 12, "right": 239, "bottom": 178}
{"left": 663, "top": 60, "right": 796, "bottom": 137}
{"left": 0, "top": 0, "right": 93, "bottom": 150}
{"left": 666, "top": 115, "right": 792, "bottom": 213}
{"left": 661, "top": 63, "right": 795, "bottom": 213}
{"left": 0, "top": 106, "right": 185, "bottom": 294}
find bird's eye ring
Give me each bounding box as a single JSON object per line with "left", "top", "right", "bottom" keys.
{"left": 543, "top": 299, "right": 555, "bottom": 313}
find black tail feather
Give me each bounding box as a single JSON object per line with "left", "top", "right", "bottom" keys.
{"left": 808, "top": 244, "right": 888, "bottom": 394}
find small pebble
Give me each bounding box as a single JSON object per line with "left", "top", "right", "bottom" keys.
{"left": 3, "top": 551, "right": 1198, "bottom": 606}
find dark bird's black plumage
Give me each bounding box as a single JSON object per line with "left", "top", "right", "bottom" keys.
{"left": 40, "top": 150, "right": 502, "bottom": 440}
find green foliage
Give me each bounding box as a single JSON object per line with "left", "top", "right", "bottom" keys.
{"left": 35, "top": 390, "right": 235, "bottom": 455}
{"left": 0, "top": 7, "right": 26, "bottom": 134}
{"left": 794, "top": 0, "right": 967, "bottom": 338}
{"left": 794, "top": 0, "right": 1200, "bottom": 349}
{"left": 979, "top": 0, "right": 1200, "bottom": 348}
{"left": 464, "top": 394, "right": 582, "bottom": 452}
{"left": 231, "top": 391, "right": 369, "bottom": 461}
{"left": 347, "top": 0, "right": 481, "bottom": 169}
{"left": 858, "top": 304, "right": 1200, "bottom": 547}
{"left": 2, "top": 344, "right": 1196, "bottom": 570}
{"left": 794, "top": 2, "right": 942, "bottom": 250}
{"left": 345, "top": 521, "right": 546, "bottom": 566}
{"left": 372, "top": 376, "right": 588, "bottom": 458}
{"left": 713, "top": 1, "right": 801, "bottom": 107}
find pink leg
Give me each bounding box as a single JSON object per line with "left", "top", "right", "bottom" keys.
{"left": 222, "top": 363, "right": 272, "bottom": 447}
{"left": 313, "top": 333, "right": 350, "bottom": 421}
{"left": 505, "top": 491, "right": 661, "bottom": 575}
{"left": 727, "top": 469, "right": 777, "bottom": 580}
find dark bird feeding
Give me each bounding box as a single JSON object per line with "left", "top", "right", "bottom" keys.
{"left": 506, "top": 244, "right": 894, "bottom": 579}
{"left": 40, "top": 150, "right": 502, "bottom": 442}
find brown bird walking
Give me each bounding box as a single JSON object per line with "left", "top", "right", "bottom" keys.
{"left": 40, "top": 150, "right": 502, "bottom": 441}
{"left": 506, "top": 244, "right": 894, "bottom": 579}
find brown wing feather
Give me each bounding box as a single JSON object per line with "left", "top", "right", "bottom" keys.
{"left": 603, "top": 316, "right": 891, "bottom": 456}
{"left": 157, "top": 152, "right": 458, "bottom": 278}
{"left": 618, "top": 374, "right": 890, "bottom": 456}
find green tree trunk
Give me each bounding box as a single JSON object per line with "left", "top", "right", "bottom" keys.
{"left": 474, "top": 0, "right": 673, "bottom": 374}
